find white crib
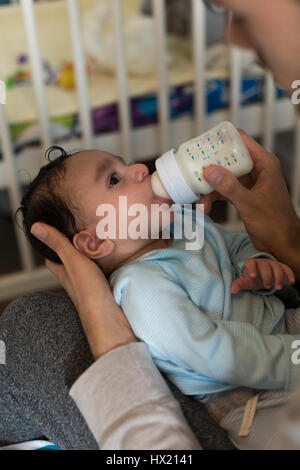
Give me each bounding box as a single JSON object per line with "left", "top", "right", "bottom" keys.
{"left": 0, "top": 0, "right": 299, "bottom": 302}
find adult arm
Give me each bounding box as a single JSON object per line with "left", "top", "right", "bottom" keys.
{"left": 69, "top": 342, "right": 201, "bottom": 450}
{"left": 200, "top": 130, "right": 300, "bottom": 281}
{"left": 30, "top": 223, "right": 202, "bottom": 450}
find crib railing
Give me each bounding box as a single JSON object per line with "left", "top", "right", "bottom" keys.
{"left": 0, "top": 0, "right": 299, "bottom": 302}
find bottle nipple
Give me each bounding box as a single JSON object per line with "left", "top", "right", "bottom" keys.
{"left": 151, "top": 171, "right": 172, "bottom": 200}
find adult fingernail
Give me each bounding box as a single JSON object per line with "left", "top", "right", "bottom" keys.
{"left": 204, "top": 167, "right": 223, "bottom": 185}
{"left": 31, "top": 223, "right": 48, "bottom": 240}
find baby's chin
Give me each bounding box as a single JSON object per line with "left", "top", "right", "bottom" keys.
{"left": 158, "top": 211, "right": 175, "bottom": 234}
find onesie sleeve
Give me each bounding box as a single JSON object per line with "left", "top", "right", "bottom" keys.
{"left": 117, "top": 263, "right": 300, "bottom": 393}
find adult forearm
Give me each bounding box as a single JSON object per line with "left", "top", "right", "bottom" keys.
{"left": 281, "top": 251, "right": 300, "bottom": 283}
{"left": 270, "top": 224, "right": 300, "bottom": 282}
{"left": 80, "top": 297, "right": 137, "bottom": 360}
{"left": 70, "top": 342, "right": 202, "bottom": 450}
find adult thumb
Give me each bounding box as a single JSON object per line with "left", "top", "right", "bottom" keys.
{"left": 202, "top": 165, "right": 249, "bottom": 207}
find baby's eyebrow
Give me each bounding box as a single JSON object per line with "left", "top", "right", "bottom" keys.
{"left": 114, "top": 154, "right": 127, "bottom": 165}
{"left": 94, "top": 155, "right": 126, "bottom": 183}
{"left": 94, "top": 159, "right": 111, "bottom": 183}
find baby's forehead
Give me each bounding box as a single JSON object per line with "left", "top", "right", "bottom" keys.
{"left": 71, "top": 149, "right": 116, "bottom": 166}
{"left": 63, "top": 149, "right": 126, "bottom": 193}
{"left": 65, "top": 149, "right": 121, "bottom": 176}
{"left": 62, "top": 149, "right": 118, "bottom": 203}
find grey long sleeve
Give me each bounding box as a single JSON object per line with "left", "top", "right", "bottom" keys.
{"left": 69, "top": 342, "right": 202, "bottom": 450}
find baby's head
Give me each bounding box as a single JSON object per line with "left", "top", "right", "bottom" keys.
{"left": 17, "top": 146, "right": 173, "bottom": 276}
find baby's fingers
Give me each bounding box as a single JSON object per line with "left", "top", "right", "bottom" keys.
{"left": 244, "top": 258, "right": 258, "bottom": 278}
{"left": 268, "top": 261, "right": 285, "bottom": 290}
{"left": 231, "top": 277, "right": 247, "bottom": 294}
{"left": 280, "top": 263, "right": 296, "bottom": 286}
{"left": 256, "top": 260, "right": 274, "bottom": 289}
{"left": 266, "top": 261, "right": 295, "bottom": 290}
{"left": 258, "top": 261, "right": 295, "bottom": 291}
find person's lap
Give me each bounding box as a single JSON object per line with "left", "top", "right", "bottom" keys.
{"left": 219, "top": 306, "right": 300, "bottom": 450}
{"left": 0, "top": 291, "right": 235, "bottom": 450}
{"left": 220, "top": 391, "right": 292, "bottom": 450}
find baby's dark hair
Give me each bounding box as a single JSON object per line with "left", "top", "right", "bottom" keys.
{"left": 15, "top": 146, "right": 84, "bottom": 264}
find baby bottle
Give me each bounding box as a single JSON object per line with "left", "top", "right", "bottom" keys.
{"left": 151, "top": 121, "right": 253, "bottom": 204}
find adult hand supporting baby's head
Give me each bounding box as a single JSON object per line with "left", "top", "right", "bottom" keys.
{"left": 30, "top": 222, "right": 137, "bottom": 359}
{"left": 201, "top": 130, "right": 300, "bottom": 280}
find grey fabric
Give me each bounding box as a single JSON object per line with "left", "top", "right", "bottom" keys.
{"left": 0, "top": 292, "right": 97, "bottom": 449}
{"left": 0, "top": 285, "right": 298, "bottom": 449}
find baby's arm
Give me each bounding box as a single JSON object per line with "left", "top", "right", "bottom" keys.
{"left": 115, "top": 264, "right": 300, "bottom": 393}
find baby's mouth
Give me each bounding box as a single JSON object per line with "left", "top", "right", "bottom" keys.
{"left": 153, "top": 196, "right": 173, "bottom": 207}
{"left": 148, "top": 175, "right": 173, "bottom": 206}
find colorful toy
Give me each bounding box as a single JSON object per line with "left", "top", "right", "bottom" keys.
{"left": 58, "top": 63, "right": 75, "bottom": 89}
{"left": 16, "top": 54, "right": 31, "bottom": 83}
{"left": 18, "top": 54, "right": 27, "bottom": 65}
{"left": 5, "top": 54, "right": 92, "bottom": 90}
{"left": 42, "top": 59, "right": 59, "bottom": 85}
{"left": 5, "top": 76, "right": 15, "bottom": 89}
{"left": 5, "top": 53, "right": 31, "bottom": 88}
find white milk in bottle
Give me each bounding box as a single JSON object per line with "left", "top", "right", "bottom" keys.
{"left": 151, "top": 121, "right": 253, "bottom": 204}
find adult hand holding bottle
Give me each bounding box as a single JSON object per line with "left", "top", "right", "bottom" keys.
{"left": 200, "top": 129, "right": 300, "bottom": 281}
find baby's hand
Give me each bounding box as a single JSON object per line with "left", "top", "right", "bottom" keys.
{"left": 231, "top": 257, "right": 295, "bottom": 294}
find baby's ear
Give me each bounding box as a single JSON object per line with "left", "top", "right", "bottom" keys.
{"left": 73, "top": 229, "right": 115, "bottom": 260}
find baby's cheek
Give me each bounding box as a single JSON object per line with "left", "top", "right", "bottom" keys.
{"left": 117, "top": 209, "right": 150, "bottom": 239}
{"left": 101, "top": 203, "right": 175, "bottom": 239}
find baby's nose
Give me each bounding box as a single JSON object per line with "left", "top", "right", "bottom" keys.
{"left": 131, "top": 163, "right": 149, "bottom": 182}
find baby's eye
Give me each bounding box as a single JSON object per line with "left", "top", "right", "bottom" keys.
{"left": 109, "top": 174, "right": 121, "bottom": 187}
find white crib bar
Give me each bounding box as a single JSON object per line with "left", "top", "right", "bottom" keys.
{"left": 112, "top": 0, "right": 134, "bottom": 164}
{"left": 20, "top": 0, "right": 52, "bottom": 157}
{"left": 153, "top": 0, "right": 170, "bottom": 153}
{"left": 228, "top": 46, "right": 242, "bottom": 224}
{"left": 0, "top": 104, "right": 35, "bottom": 272}
{"left": 0, "top": 265, "right": 59, "bottom": 302}
{"left": 192, "top": 0, "right": 206, "bottom": 135}
{"left": 230, "top": 47, "right": 242, "bottom": 126}
{"left": 263, "top": 72, "right": 275, "bottom": 153}
{"left": 67, "top": 0, "right": 94, "bottom": 149}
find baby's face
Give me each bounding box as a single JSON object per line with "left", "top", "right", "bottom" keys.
{"left": 64, "top": 149, "right": 174, "bottom": 241}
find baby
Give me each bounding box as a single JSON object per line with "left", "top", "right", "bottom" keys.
{"left": 19, "top": 146, "right": 300, "bottom": 423}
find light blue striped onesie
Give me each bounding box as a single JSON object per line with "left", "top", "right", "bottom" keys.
{"left": 109, "top": 206, "right": 300, "bottom": 399}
